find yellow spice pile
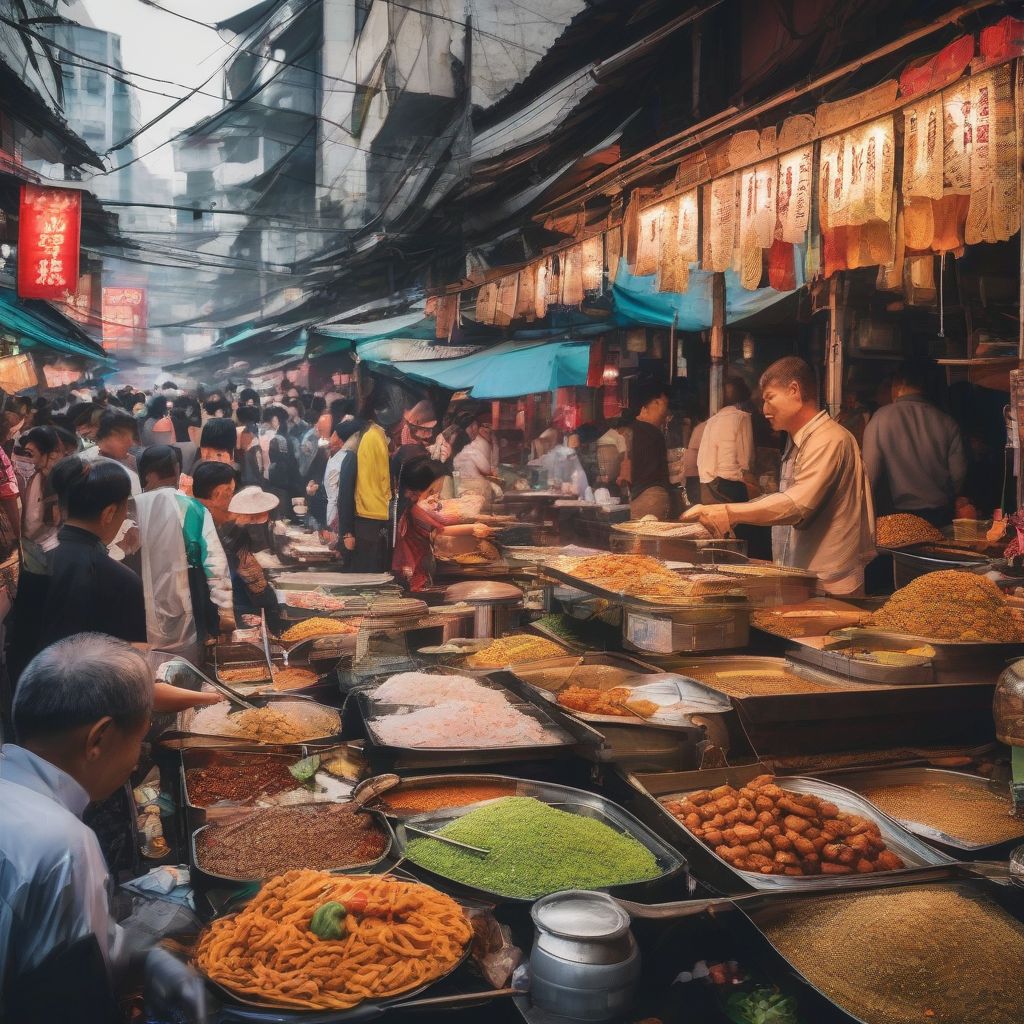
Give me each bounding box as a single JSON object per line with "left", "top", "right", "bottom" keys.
{"left": 870, "top": 570, "right": 1024, "bottom": 642}
{"left": 875, "top": 513, "right": 945, "bottom": 549}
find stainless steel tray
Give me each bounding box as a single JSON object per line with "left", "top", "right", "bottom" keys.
{"left": 170, "top": 694, "right": 343, "bottom": 751}
{"left": 394, "top": 778, "right": 687, "bottom": 903}
{"left": 190, "top": 803, "right": 395, "bottom": 887}
{"left": 269, "top": 571, "right": 394, "bottom": 590}
{"left": 836, "top": 627, "right": 1024, "bottom": 668}
{"left": 623, "top": 603, "right": 750, "bottom": 654}
{"left": 810, "top": 766, "right": 1024, "bottom": 853}
{"left": 511, "top": 654, "right": 731, "bottom": 729}
{"left": 627, "top": 765, "right": 951, "bottom": 891}
{"left": 787, "top": 635, "right": 935, "bottom": 685}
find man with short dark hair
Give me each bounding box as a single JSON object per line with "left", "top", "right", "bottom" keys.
{"left": 81, "top": 411, "right": 141, "bottom": 494}
{"left": 0, "top": 634, "right": 220, "bottom": 1015}
{"left": 629, "top": 379, "right": 674, "bottom": 520}
{"left": 684, "top": 356, "right": 875, "bottom": 594}
{"left": 862, "top": 358, "right": 966, "bottom": 527}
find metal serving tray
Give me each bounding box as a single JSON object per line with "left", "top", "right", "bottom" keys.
{"left": 677, "top": 870, "right": 1024, "bottom": 1024}
{"left": 394, "top": 777, "right": 687, "bottom": 904}
{"left": 269, "top": 571, "right": 394, "bottom": 590}
{"left": 623, "top": 602, "right": 750, "bottom": 654}
{"left": 190, "top": 803, "right": 395, "bottom": 890}
{"left": 167, "top": 694, "right": 343, "bottom": 752}
{"left": 626, "top": 765, "right": 951, "bottom": 892}
{"left": 511, "top": 653, "right": 731, "bottom": 729}
{"left": 787, "top": 634, "right": 935, "bottom": 685}
{"left": 836, "top": 627, "right": 1024, "bottom": 676}
{"left": 180, "top": 747, "right": 355, "bottom": 825}
{"left": 810, "top": 766, "right": 1024, "bottom": 854}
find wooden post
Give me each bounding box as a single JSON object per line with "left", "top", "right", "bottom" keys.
{"left": 709, "top": 271, "right": 725, "bottom": 414}
{"left": 826, "top": 274, "right": 844, "bottom": 417}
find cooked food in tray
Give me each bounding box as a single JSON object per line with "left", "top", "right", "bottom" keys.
{"left": 751, "top": 601, "right": 869, "bottom": 638}
{"left": 763, "top": 884, "right": 1024, "bottom": 1024}
{"left": 195, "top": 870, "right": 471, "bottom": 1010}
{"left": 189, "top": 702, "right": 340, "bottom": 743}
{"left": 684, "top": 665, "right": 834, "bottom": 696}
{"left": 282, "top": 591, "right": 350, "bottom": 611}
{"left": 280, "top": 617, "right": 359, "bottom": 643}
{"left": 660, "top": 774, "right": 905, "bottom": 877}
{"left": 869, "top": 571, "right": 1024, "bottom": 642}
{"left": 556, "top": 685, "right": 658, "bottom": 718}
{"left": 613, "top": 518, "right": 711, "bottom": 538}
{"left": 550, "top": 553, "right": 724, "bottom": 601}
{"left": 856, "top": 777, "right": 1024, "bottom": 846}
{"left": 464, "top": 634, "right": 566, "bottom": 667}
{"left": 218, "top": 665, "right": 272, "bottom": 684}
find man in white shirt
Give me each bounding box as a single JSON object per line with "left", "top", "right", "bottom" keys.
{"left": 697, "top": 378, "right": 756, "bottom": 505}
{"left": 453, "top": 418, "right": 499, "bottom": 497}
{"left": 683, "top": 357, "right": 875, "bottom": 595}
{"left": 324, "top": 419, "right": 362, "bottom": 533}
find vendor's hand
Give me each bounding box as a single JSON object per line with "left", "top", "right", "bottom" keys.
{"left": 682, "top": 503, "right": 732, "bottom": 538}
{"left": 306, "top": 480, "right": 318, "bottom": 496}
{"left": 320, "top": 530, "right": 338, "bottom": 547}
{"left": 218, "top": 612, "right": 237, "bottom": 636}
{"left": 343, "top": 534, "right": 356, "bottom": 551}
{"left": 472, "top": 522, "right": 494, "bottom": 538}
{"left": 121, "top": 524, "right": 141, "bottom": 555}
{"left": 191, "top": 690, "right": 227, "bottom": 707}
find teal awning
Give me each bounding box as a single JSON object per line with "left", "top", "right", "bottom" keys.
{"left": 359, "top": 338, "right": 592, "bottom": 399}
{"left": 312, "top": 310, "right": 434, "bottom": 357}
{"left": 0, "top": 289, "right": 111, "bottom": 362}
{"left": 219, "top": 323, "right": 264, "bottom": 348}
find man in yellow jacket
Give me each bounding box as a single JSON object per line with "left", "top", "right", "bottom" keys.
{"left": 351, "top": 412, "right": 393, "bottom": 573}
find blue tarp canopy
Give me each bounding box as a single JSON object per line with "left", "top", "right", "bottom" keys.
{"left": 358, "top": 337, "right": 592, "bottom": 399}
{"left": 611, "top": 252, "right": 804, "bottom": 330}
{"left": 0, "top": 289, "right": 111, "bottom": 362}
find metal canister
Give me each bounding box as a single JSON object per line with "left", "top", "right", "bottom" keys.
{"left": 529, "top": 890, "right": 640, "bottom": 1022}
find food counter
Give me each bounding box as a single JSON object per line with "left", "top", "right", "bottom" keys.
{"left": 148, "top": 531, "right": 1024, "bottom": 1024}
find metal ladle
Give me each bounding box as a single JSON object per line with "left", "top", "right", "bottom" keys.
{"left": 151, "top": 649, "right": 268, "bottom": 714}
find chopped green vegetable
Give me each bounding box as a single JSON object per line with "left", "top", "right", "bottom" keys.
{"left": 289, "top": 754, "right": 320, "bottom": 782}
{"left": 309, "top": 901, "right": 347, "bottom": 940}
{"left": 724, "top": 987, "right": 799, "bottom": 1024}
{"left": 405, "top": 796, "right": 660, "bottom": 899}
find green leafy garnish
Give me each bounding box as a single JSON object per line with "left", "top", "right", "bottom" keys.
{"left": 288, "top": 754, "right": 320, "bottom": 782}
{"left": 724, "top": 987, "right": 799, "bottom": 1024}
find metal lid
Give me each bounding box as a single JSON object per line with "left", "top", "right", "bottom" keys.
{"left": 531, "top": 890, "right": 631, "bottom": 942}
{"left": 444, "top": 581, "right": 523, "bottom": 604}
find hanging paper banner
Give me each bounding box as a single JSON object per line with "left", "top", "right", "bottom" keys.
{"left": 475, "top": 281, "right": 498, "bottom": 324}
{"left": 545, "top": 253, "right": 561, "bottom": 307}
{"left": 17, "top": 185, "right": 81, "bottom": 301}
{"left": 102, "top": 286, "right": 146, "bottom": 353}
{"left": 903, "top": 97, "right": 943, "bottom": 200}
{"left": 580, "top": 235, "right": 603, "bottom": 292}
{"left": 777, "top": 146, "right": 812, "bottom": 243}
{"left": 434, "top": 293, "right": 459, "bottom": 339}
{"left": 966, "top": 64, "right": 1018, "bottom": 244}
{"left": 899, "top": 35, "right": 974, "bottom": 98}
{"left": 560, "top": 245, "right": 584, "bottom": 305}
{"left": 678, "top": 189, "right": 699, "bottom": 264}
{"left": 634, "top": 204, "right": 662, "bottom": 277}
{"left": 819, "top": 117, "right": 894, "bottom": 230}
{"left": 656, "top": 197, "right": 685, "bottom": 294}
{"left": 605, "top": 226, "right": 622, "bottom": 284}
{"left": 534, "top": 259, "right": 549, "bottom": 319}
{"left": 703, "top": 174, "right": 737, "bottom": 273}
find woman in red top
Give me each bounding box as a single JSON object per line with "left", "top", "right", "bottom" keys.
{"left": 392, "top": 457, "right": 493, "bottom": 591}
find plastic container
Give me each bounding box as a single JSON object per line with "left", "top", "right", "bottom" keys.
{"left": 953, "top": 518, "right": 994, "bottom": 543}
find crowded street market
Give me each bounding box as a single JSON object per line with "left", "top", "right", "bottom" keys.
{"left": 6, "top": 2, "right": 1024, "bottom": 1023}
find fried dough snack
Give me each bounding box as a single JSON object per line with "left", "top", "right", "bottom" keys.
{"left": 661, "top": 775, "right": 905, "bottom": 877}
{"left": 556, "top": 685, "right": 657, "bottom": 718}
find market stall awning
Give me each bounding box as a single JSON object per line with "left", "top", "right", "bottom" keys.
{"left": 359, "top": 337, "right": 592, "bottom": 399}
{"left": 611, "top": 249, "right": 805, "bottom": 330}
{"left": 0, "top": 289, "right": 111, "bottom": 362}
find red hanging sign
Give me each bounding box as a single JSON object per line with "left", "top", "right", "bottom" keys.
{"left": 102, "top": 286, "right": 147, "bottom": 353}
{"left": 17, "top": 184, "right": 81, "bottom": 300}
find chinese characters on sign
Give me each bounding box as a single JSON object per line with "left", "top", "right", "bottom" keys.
{"left": 102, "top": 286, "right": 147, "bottom": 353}
{"left": 17, "top": 185, "right": 81, "bottom": 300}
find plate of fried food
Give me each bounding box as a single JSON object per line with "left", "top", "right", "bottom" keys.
{"left": 194, "top": 870, "right": 473, "bottom": 1013}
{"left": 513, "top": 658, "right": 731, "bottom": 729}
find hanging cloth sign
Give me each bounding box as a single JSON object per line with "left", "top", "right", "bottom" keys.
{"left": 902, "top": 96, "right": 943, "bottom": 200}
{"left": 494, "top": 274, "right": 519, "bottom": 326}
{"left": 966, "top": 64, "right": 1018, "bottom": 245}
{"left": 580, "top": 235, "right": 603, "bottom": 292}
{"left": 17, "top": 185, "right": 82, "bottom": 301}
{"left": 475, "top": 281, "right": 498, "bottom": 325}
{"left": 515, "top": 264, "right": 536, "bottom": 321}
{"left": 560, "top": 245, "right": 584, "bottom": 306}
{"left": 545, "top": 253, "right": 562, "bottom": 307}
{"left": 634, "top": 205, "right": 662, "bottom": 277}
{"left": 942, "top": 79, "right": 973, "bottom": 195}
{"left": 777, "top": 146, "right": 812, "bottom": 243}
{"left": 703, "top": 174, "right": 737, "bottom": 273}
{"left": 534, "top": 259, "right": 549, "bottom": 319}
{"left": 656, "top": 196, "right": 685, "bottom": 294}
{"left": 898, "top": 35, "right": 974, "bottom": 98}
{"left": 605, "top": 226, "right": 622, "bottom": 284}
{"left": 434, "top": 293, "right": 459, "bottom": 339}
{"left": 819, "top": 117, "right": 894, "bottom": 229}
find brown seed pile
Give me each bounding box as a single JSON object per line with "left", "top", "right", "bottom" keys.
{"left": 859, "top": 778, "right": 1024, "bottom": 845}
{"left": 185, "top": 759, "right": 300, "bottom": 806}
{"left": 870, "top": 570, "right": 1024, "bottom": 642}
{"left": 762, "top": 885, "right": 1024, "bottom": 1024}
{"left": 876, "top": 513, "right": 945, "bottom": 549}
{"left": 195, "top": 803, "right": 388, "bottom": 879}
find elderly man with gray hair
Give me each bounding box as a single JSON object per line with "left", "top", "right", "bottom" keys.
{"left": 0, "top": 633, "right": 221, "bottom": 1018}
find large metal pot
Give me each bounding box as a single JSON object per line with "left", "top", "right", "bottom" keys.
{"left": 529, "top": 890, "right": 641, "bottom": 1021}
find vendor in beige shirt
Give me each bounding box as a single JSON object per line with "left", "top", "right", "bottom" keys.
{"left": 682, "top": 357, "right": 875, "bottom": 594}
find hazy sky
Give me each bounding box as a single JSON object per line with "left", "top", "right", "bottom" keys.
{"left": 79, "top": 0, "right": 252, "bottom": 183}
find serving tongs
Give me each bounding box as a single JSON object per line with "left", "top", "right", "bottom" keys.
{"left": 152, "top": 649, "right": 268, "bottom": 714}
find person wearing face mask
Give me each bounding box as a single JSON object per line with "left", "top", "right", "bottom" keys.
{"left": 35, "top": 458, "right": 147, "bottom": 655}
{"left": 224, "top": 485, "right": 282, "bottom": 626}
{"left": 682, "top": 357, "right": 875, "bottom": 595}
